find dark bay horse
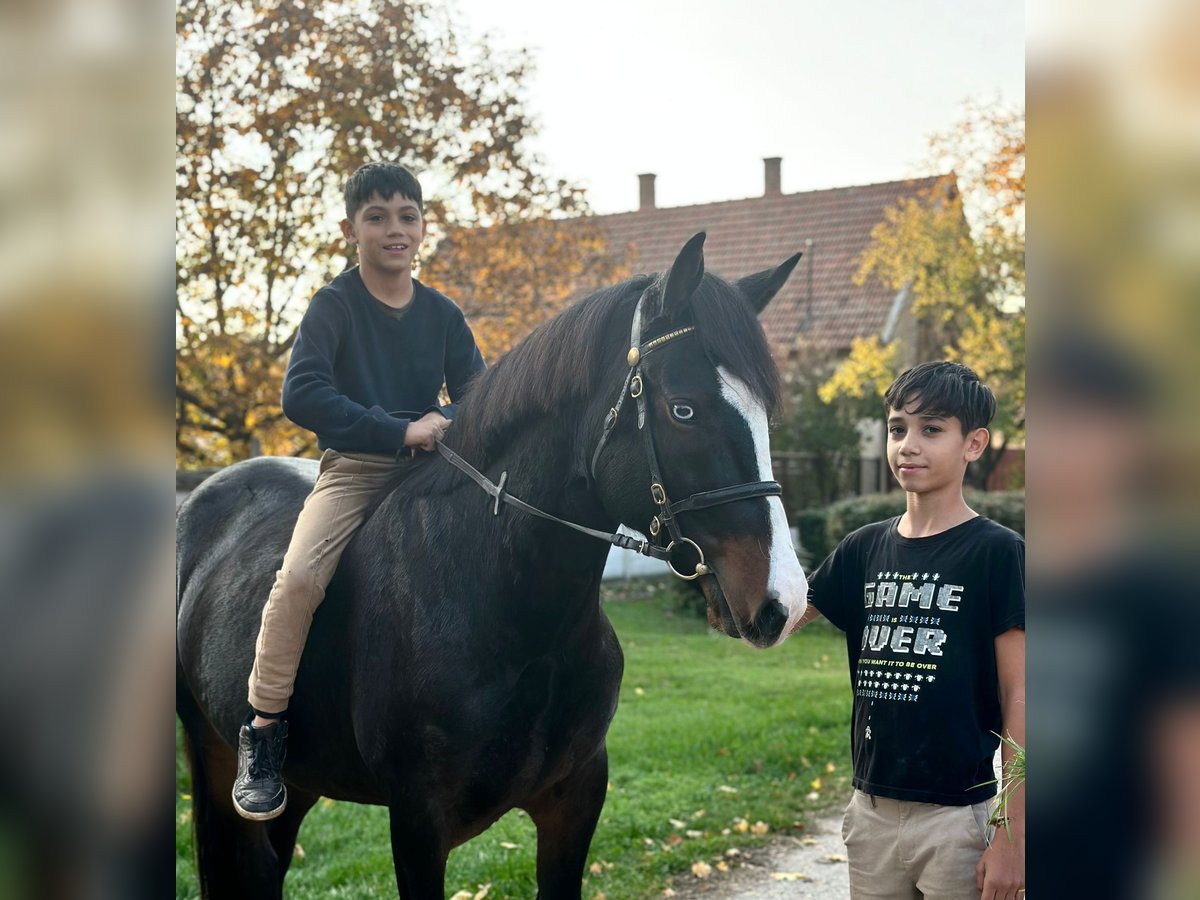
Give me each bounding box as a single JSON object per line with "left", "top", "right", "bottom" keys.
{"left": 175, "top": 233, "right": 809, "bottom": 898}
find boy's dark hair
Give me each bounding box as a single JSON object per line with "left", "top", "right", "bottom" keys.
{"left": 884, "top": 361, "right": 997, "bottom": 433}
{"left": 344, "top": 162, "right": 423, "bottom": 221}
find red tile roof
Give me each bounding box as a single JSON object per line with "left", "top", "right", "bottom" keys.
{"left": 590, "top": 175, "right": 948, "bottom": 355}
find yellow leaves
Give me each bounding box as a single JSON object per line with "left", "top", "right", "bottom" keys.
{"left": 824, "top": 853, "right": 848, "bottom": 863}
{"left": 589, "top": 862, "right": 603, "bottom": 875}
{"left": 292, "top": 843, "right": 305, "bottom": 858}
{"left": 733, "top": 817, "right": 750, "bottom": 833}
{"left": 449, "top": 885, "right": 491, "bottom": 900}
{"left": 498, "top": 841, "right": 520, "bottom": 850}
{"left": 809, "top": 777, "right": 823, "bottom": 791}
{"left": 825, "top": 761, "right": 838, "bottom": 773}
{"left": 818, "top": 335, "right": 899, "bottom": 406}
{"left": 750, "top": 820, "right": 770, "bottom": 836}
{"left": 771, "top": 872, "right": 809, "bottom": 881}
{"left": 690, "top": 861, "right": 712, "bottom": 878}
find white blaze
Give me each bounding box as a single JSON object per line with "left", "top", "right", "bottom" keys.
{"left": 717, "top": 367, "right": 809, "bottom": 644}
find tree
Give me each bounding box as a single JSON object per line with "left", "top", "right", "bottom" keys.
{"left": 824, "top": 103, "right": 1025, "bottom": 489}
{"left": 176, "top": 0, "right": 612, "bottom": 466}
{"left": 421, "top": 214, "right": 632, "bottom": 363}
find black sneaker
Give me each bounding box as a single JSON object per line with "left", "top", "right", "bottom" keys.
{"left": 232, "top": 715, "right": 288, "bottom": 820}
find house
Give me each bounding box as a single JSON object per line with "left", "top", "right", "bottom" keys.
{"left": 592, "top": 160, "right": 950, "bottom": 363}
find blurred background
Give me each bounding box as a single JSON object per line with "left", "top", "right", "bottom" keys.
{"left": 0, "top": 0, "right": 1194, "bottom": 895}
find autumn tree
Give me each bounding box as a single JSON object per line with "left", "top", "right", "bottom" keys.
{"left": 176, "top": 0, "right": 615, "bottom": 466}
{"left": 823, "top": 102, "right": 1025, "bottom": 489}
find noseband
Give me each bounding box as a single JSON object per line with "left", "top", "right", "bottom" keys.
{"left": 436, "top": 288, "right": 782, "bottom": 580}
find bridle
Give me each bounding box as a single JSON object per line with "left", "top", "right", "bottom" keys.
{"left": 436, "top": 285, "right": 783, "bottom": 581}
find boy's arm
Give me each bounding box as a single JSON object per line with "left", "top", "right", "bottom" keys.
{"left": 789, "top": 603, "right": 824, "bottom": 633}
{"left": 282, "top": 295, "right": 411, "bottom": 453}
{"left": 977, "top": 626, "right": 1025, "bottom": 899}
{"left": 437, "top": 310, "right": 486, "bottom": 420}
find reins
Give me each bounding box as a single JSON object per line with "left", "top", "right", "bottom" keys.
{"left": 436, "top": 286, "right": 782, "bottom": 581}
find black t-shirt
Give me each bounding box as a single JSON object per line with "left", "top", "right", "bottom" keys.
{"left": 1029, "top": 551, "right": 1200, "bottom": 898}
{"left": 809, "top": 515, "right": 1025, "bottom": 805}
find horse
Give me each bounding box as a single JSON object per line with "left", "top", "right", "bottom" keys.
{"left": 175, "top": 233, "right": 809, "bottom": 898}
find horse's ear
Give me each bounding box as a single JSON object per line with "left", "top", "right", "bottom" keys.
{"left": 658, "top": 232, "right": 707, "bottom": 321}
{"left": 736, "top": 252, "right": 802, "bottom": 315}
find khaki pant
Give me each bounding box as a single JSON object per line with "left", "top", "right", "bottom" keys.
{"left": 842, "top": 789, "right": 995, "bottom": 900}
{"left": 247, "top": 449, "right": 414, "bottom": 715}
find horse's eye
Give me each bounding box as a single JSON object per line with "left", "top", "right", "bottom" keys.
{"left": 671, "top": 403, "right": 695, "bottom": 422}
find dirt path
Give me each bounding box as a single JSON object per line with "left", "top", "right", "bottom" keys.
{"left": 666, "top": 813, "right": 850, "bottom": 899}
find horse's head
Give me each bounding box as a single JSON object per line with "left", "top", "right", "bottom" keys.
{"left": 594, "top": 233, "right": 808, "bottom": 648}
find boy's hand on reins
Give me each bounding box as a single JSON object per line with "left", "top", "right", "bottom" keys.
{"left": 405, "top": 412, "right": 450, "bottom": 453}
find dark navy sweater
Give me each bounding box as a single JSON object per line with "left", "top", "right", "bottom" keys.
{"left": 281, "top": 267, "right": 486, "bottom": 453}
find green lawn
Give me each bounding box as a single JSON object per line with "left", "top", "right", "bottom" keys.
{"left": 176, "top": 581, "right": 852, "bottom": 898}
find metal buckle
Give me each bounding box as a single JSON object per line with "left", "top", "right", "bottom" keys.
{"left": 630, "top": 374, "right": 643, "bottom": 398}
{"left": 666, "top": 537, "right": 710, "bottom": 581}
{"left": 650, "top": 483, "right": 666, "bottom": 505}
{"left": 649, "top": 515, "right": 661, "bottom": 537}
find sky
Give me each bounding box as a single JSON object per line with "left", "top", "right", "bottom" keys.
{"left": 449, "top": 0, "right": 1024, "bottom": 214}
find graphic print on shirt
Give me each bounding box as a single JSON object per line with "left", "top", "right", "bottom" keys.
{"left": 855, "top": 571, "right": 959, "bottom": 704}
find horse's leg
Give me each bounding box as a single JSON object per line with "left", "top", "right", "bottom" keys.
{"left": 387, "top": 804, "right": 447, "bottom": 899}
{"left": 266, "top": 787, "right": 319, "bottom": 886}
{"left": 524, "top": 746, "right": 610, "bottom": 900}
{"left": 179, "top": 716, "right": 286, "bottom": 898}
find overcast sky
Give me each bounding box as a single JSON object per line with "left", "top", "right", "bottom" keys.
{"left": 449, "top": 0, "right": 1024, "bottom": 214}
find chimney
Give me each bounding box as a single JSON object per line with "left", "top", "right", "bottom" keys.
{"left": 638, "top": 173, "right": 656, "bottom": 210}
{"left": 763, "top": 157, "right": 782, "bottom": 196}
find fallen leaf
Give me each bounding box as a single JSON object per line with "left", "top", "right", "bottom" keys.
{"left": 634, "top": 687, "right": 645, "bottom": 696}
{"left": 662, "top": 890, "right": 676, "bottom": 898}
{"left": 591, "top": 893, "right": 606, "bottom": 900}
{"left": 692, "top": 809, "right": 706, "bottom": 819}
{"left": 725, "top": 847, "right": 742, "bottom": 857}
{"left": 449, "top": 892, "right": 473, "bottom": 900}
{"left": 293, "top": 843, "right": 305, "bottom": 858}
{"left": 181, "top": 793, "right": 191, "bottom": 801}
{"left": 685, "top": 829, "right": 704, "bottom": 839}
{"left": 669, "top": 818, "right": 687, "bottom": 829}
{"left": 691, "top": 861, "right": 712, "bottom": 879}
{"left": 771, "top": 872, "right": 808, "bottom": 881}
{"left": 750, "top": 821, "right": 770, "bottom": 836}
{"left": 499, "top": 841, "right": 520, "bottom": 850}
{"left": 643, "top": 837, "right": 656, "bottom": 847}
{"left": 720, "top": 828, "right": 731, "bottom": 836}
{"left": 806, "top": 791, "right": 821, "bottom": 802}
{"left": 589, "top": 862, "right": 603, "bottom": 875}
{"left": 800, "top": 838, "right": 819, "bottom": 847}
{"left": 321, "top": 798, "right": 336, "bottom": 809}
{"left": 825, "top": 762, "right": 837, "bottom": 773}
{"left": 474, "top": 886, "right": 491, "bottom": 900}
{"left": 717, "top": 784, "right": 738, "bottom": 794}
{"left": 733, "top": 818, "right": 750, "bottom": 833}
{"left": 716, "top": 861, "right": 730, "bottom": 872}
{"left": 607, "top": 781, "right": 614, "bottom": 792}
{"left": 666, "top": 833, "right": 683, "bottom": 846}
{"left": 810, "top": 777, "right": 823, "bottom": 791}
{"left": 824, "top": 853, "right": 848, "bottom": 863}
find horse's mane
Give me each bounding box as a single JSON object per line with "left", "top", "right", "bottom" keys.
{"left": 372, "top": 268, "right": 781, "bottom": 505}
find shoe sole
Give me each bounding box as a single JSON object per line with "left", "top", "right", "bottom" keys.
{"left": 231, "top": 788, "right": 287, "bottom": 821}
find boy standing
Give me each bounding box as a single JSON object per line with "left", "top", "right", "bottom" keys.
{"left": 233, "top": 162, "right": 486, "bottom": 821}
{"left": 793, "top": 361, "right": 1025, "bottom": 899}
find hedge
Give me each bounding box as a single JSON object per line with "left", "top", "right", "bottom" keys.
{"left": 795, "top": 490, "right": 1025, "bottom": 565}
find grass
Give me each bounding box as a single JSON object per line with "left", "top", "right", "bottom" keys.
{"left": 176, "top": 580, "right": 852, "bottom": 898}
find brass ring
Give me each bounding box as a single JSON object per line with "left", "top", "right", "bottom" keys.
{"left": 666, "top": 537, "right": 708, "bottom": 581}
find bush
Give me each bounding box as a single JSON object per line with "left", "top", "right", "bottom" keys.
{"left": 800, "top": 490, "right": 1025, "bottom": 564}
{"left": 793, "top": 507, "right": 834, "bottom": 568}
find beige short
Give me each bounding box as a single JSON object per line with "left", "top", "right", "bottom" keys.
{"left": 247, "top": 449, "right": 414, "bottom": 715}
{"left": 842, "top": 789, "right": 994, "bottom": 899}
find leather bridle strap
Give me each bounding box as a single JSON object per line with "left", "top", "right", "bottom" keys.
{"left": 435, "top": 441, "right": 671, "bottom": 560}
{"left": 668, "top": 481, "right": 782, "bottom": 515}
